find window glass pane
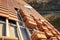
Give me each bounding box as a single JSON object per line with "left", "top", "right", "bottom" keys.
{"left": 2, "top": 23, "right": 6, "bottom": 36}
{"left": 29, "top": 29, "right": 33, "bottom": 34}
{"left": 9, "top": 24, "right": 18, "bottom": 37}
{"left": 16, "top": 11, "right": 22, "bottom": 21}
{"left": 0, "top": 23, "right": 3, "bottom": 36}
{"left": 9, "top": 20, "right": 16, "bottom": 25}
{"left": 0, "top": 17, "right": 6, "bottom": 36}
{"left": 9, "top": 20, "right": 18, "bottom": 38}
{"left": 19, "top": 21, "right": 23, "bottom": 26}
{"left": 0, "top": 16, "right": 6, "bottom": 23}
{"left": 20, "top": 27, "right": 30, "bottom": 40}
{"left": 0, "top": 16, "right": 6, "bottom": 21}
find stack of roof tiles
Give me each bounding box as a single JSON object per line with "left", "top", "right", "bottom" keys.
{"left": 19, "top": 1, "right": 60, "bottom": 40}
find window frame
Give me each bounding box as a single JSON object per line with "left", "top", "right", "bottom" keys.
{"left": 15, "top": 9, "right": 31, "bottom": 40}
